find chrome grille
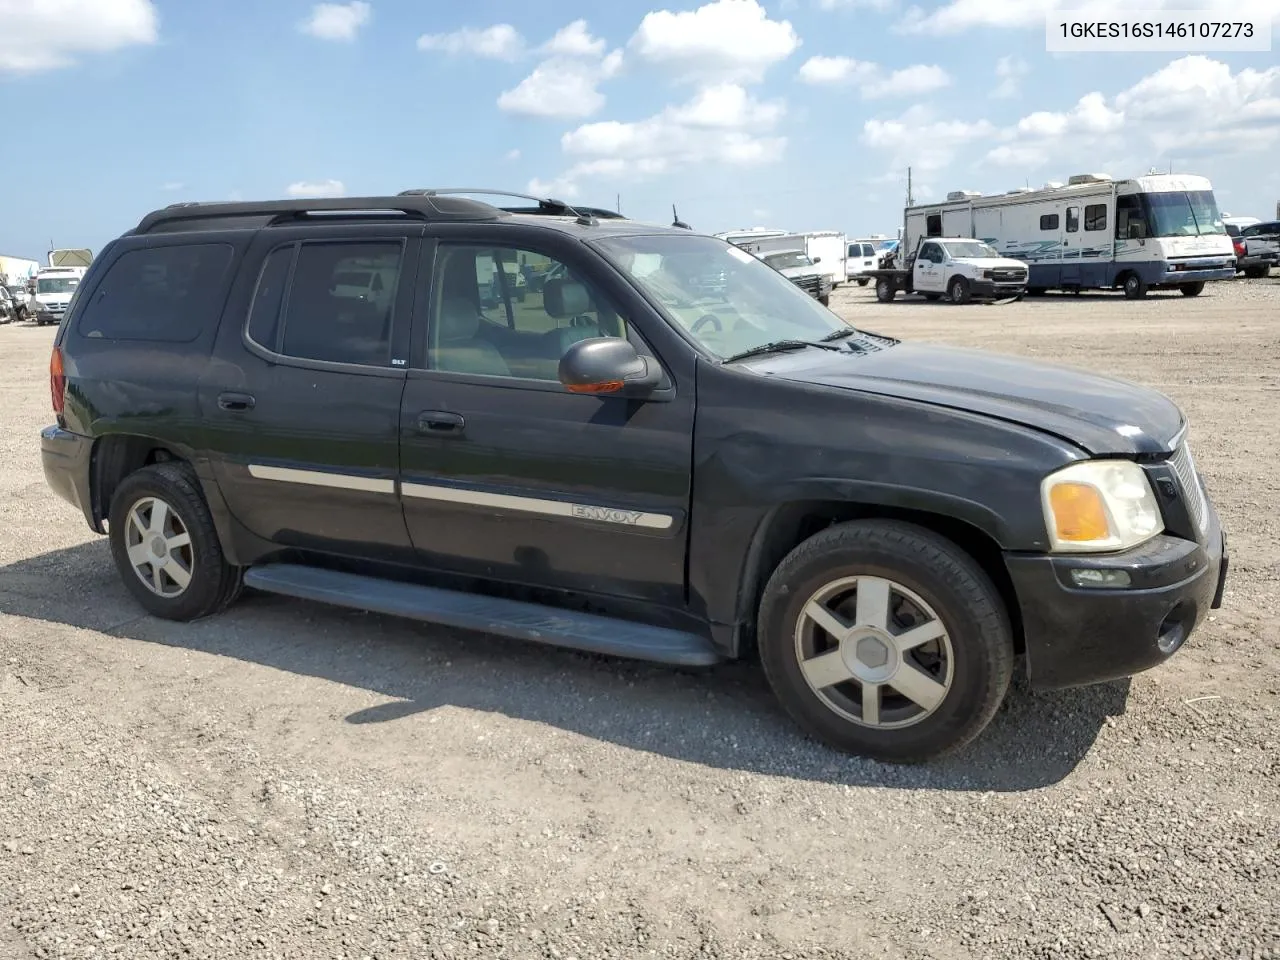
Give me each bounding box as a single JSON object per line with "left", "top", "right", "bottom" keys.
{"left": 1168, "top": 442, "right": 1208, "bottom": 534}
{"left": 991, "top": 268, "right": 1027, "bottom": 283}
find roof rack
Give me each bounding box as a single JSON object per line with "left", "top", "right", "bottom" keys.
{"left": 397, "top": 188, "right": 618, "bottom": 226}
{"left": 134, "top": 194, "right": 505, "bottom": 235}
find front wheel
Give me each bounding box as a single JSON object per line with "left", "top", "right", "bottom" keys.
{"left": 874, "top": 278, "right": 896, "bottom": 302}
{"left": 1122, "top": 273, "right": 1148, "bottom": 299}
{"left": 108, "top": 462, "right": 243, "bottom": 621}
{"left": 948, "top": 276, "right": 971, "bottom": 305}
{"left": 757, "top": 520, "right": 1014, "bottom": 762}
{"left": 1180, "top": 281, "right": 1205, "bottom": 297}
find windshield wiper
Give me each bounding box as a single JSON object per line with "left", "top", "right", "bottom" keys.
{"left": 722, "top": 339, "right": 842, "bottom": 363}
{"left": 821, "top": 327, "right": 857, "bottom": 342}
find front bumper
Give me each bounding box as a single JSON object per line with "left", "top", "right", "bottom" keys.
{"left": 970, "top": 280, "right": 1027, "bottom": 300}
{"left": 1007, "top": 518, "right": 1226, "bottom": 691}
{"left": 41, "top": 424, "right": 97, "bottom": 530}
{"left": 1156, "top": 261, "right": 1235, "bottom": 285}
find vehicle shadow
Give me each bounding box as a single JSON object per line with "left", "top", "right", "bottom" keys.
{"left": 1, "top": 541, "right": 1127, "bottom": 793}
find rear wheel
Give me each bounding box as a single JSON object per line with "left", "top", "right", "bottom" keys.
{"left": 758, "top": 520, "right": 1014, "bottom": 762}
{"left": 108, "top": 462, "right": 243, "bottom": 621}
{"left": 1122, "top": 273, "right": 1148, "bottom": 299}
{"left": 1244, "top": 264, "right": 1270, "bottom": 279}
{"left": 1180, "top": 281, "right": 1205, "bottom": 297}
{"left": 875, "top": 278, "right": 896, "bottom": 302}
{"left": 948, "top": 276, "right": 971, "bottom": 305}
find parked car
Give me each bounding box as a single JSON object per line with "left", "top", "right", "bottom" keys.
{"left": 1234, "top": 221, "right": 1279, "bottom": 278}
{"left": 845, "top": 239, "right": 879, "bottom": 286}
{"left": 5, "top": 283, "right": 30, "bottom": 321}
{"left": 40, "top": 190, "right": 1227, "bottom": 763}
{"left": 760, "top": 249, "right": 832, "bottom": 305}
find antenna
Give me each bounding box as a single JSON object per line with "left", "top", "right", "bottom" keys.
{"left": 671, "top": 204, "right": 691, "bottom": 230}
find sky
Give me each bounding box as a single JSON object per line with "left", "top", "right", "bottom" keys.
{"left": 2, "top": 0, "right": 1279, "bottom": 260}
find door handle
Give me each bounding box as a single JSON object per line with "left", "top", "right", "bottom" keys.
{"left": 217, "top": 392, "right": 255, "bottom": 411}
{"left": 417, "top": 410, "right": 465, "bottom": 434}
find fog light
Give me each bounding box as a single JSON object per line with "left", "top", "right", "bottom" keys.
{"left": 1069, "top": 568, "right": 1132, "bottom": 588}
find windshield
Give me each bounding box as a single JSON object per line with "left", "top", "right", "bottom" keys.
{"left": 762, "top": 251, "right": 813, "bottom": 270}
{"left": 37, "top": 276, "right": 79, "bottom": 294}
{"left": 595, "top": 234, "right": 847, "bottom": 360}
{"left": 1145, "top": 190, "right": 1225, "bottom": 237}
{"left": 941, "top": 240, "right": 1000, "bottom": 259}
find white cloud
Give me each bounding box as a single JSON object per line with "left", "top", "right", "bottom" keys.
{"left": 862, "top": 104, "right": 997, "bottom": 174}
{"left": 531, "top": 83, "right": 788, "bottom": 197}
{"left": 286, "top": 179, "right": 346, "bottom": 198}
{"left": 160, "top": 182, "right": 184, "bottom": 192}
{"left": 497, "top": 51, "right": 624, "bottom": 119}
{"left": 797, "top": 55, "right": 877, "bottom": 85}
{"left": 0, "top": 0, "right": 158, "bottom": 73}
{"left": 629, "top": 0, "right": 800, "bottom": 84}
{"left": 992, "top": 56, "right": 1029, "bottom": 99}
{"left": 899, "top": 0, "right": 1280, "bottom": 34}
{"left": 985, "top": 56, "right": 1280, "bottom": 169}
{"left": 798, "top": 57, "right": 950, "bottom": 99}
{"left": 300, "top": 2, "right": 371, "bottom": 42}
{"left": 417, "top": 24, "right": 524, "bottom": 60}
{"left": 505, "top": 148, "right": 521, "bottom": 161}
{"left": 818, "top": 0, "right": 893, "bottom": 7}
{"left": 864, "top": 64, "right": 951, "bottom": 99}
{"left": 541, "top": 19, "right": 606, "bottom": 57}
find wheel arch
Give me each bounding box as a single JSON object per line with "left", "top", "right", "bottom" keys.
{"left": 89, "top": 434, "right": 194, "bottom": 533}
{"left": 733, "top": 498, "right": 1023, "bottom": 661}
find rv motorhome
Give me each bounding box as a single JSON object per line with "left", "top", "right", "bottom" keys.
{"left": 902, "top": 174, "right": 1234, "bottom": 299}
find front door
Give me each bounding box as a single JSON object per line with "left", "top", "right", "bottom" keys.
{"left": 1060, "top": 205, "right": 1082, "bottom": 285}
{"left": 199, "top": 225, "right": 419, "bottom": 561}
{"left": 397, "top": 230, "right": 694, "bottom": 607}
{"left": 914, "top": 242, "right": 943, "bottom": 292}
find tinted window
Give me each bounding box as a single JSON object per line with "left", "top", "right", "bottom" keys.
{"left": 918, "top": 243, "right": 941, "bottom": 262}
{"left": 1243, "top": 221, "right": 1280, "bottom": 236}
{"left": 1065, "top": 207, "right": 1080, "bottom": 233}
{"left": 1084, "top": 204, "right": 1107, "bottom": 231}
{"left": 1039, "top": 214, "right": 1059, "bottom": 231}
{"left": 925, "top": 214, "right": 942, "bottom": 236}
{"left": 1116, "top": 194, "right": 1147, "bottom": 239}
{"left": 862, "top": 244, "right": 876, "bottom": 257}
{"left": 76, "top": 244, "right": 233, "bottom": 342}
{"left": 279, "top": 242, "right": 401, "bottom": 366}
{"left": 429, "top": 244, "right": 627, "bottom": 381}
{"left": 247, "top": 246, "right": 294, "bottom": 351}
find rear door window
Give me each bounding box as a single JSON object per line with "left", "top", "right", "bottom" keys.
{"left": 75, "top": 243, "right": 234, "bottom": 342}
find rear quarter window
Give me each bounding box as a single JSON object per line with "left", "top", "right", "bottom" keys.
{"left": 75, "top": 243, "right": 235, "bottom": 342}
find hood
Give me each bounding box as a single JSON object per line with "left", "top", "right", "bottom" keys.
{"left": 752, "top": 340, "right": 1184, "bottom": 455}
{"left": 955, "top": 256, "right": 1027, "bottom": 270}
{"left": 776, "top": 264, "right": 823, "bottom": 279}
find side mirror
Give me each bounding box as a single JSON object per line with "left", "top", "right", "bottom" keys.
{"left": 558, "top": 337, "right": 661, "bottom": 398}
{"left": 812, "top": 256, "right": 822, "bottom": 264}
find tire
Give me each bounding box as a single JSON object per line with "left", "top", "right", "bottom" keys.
{"left": 923, "top": 293, "right": 941, "bottom": 302}
{"left": 947, "top": 276, "right": 971, "bottom": 305}
{"left": 874, "top": 278, "right": 897, "bottom": 302}
{"left": 1026, "top": 287, "right": 1047, "bottom": 297}
{"left": 1122, "top": 273, "right": 1147, "bottom": 299}
{"left": 818, "top": 293, "right": 830, "bottom": 307}
{"left": 757, "top": 520, "right": 1014, "bottom": 763}
{"left": 857, "top": 278, "right": 869, "bottom": 287}
{"left": 1244, "top": 265, "right": 1270, "bottom": 279}
{"left": 108, "top": 461, "right": 243, "bottom": 621}
{"left": 1180, "top": 281, "right": 1205, "bottom": 297}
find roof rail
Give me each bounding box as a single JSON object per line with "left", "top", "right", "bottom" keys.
{"left": 397, "top": 188, "right": 617, "bottom": 226}
{"left": 134, "top": 194, "right": 505, "bottom": 234}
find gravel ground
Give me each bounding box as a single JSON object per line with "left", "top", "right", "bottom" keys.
{"left": 2, "top": 276, "right": 1278, "bottom": 960}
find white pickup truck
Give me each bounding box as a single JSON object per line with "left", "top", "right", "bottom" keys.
{"left": 868, "top": 236, "right": 1029, "bottom": 304}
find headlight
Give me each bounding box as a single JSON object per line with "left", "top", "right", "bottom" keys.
{"left": 982, "top": 269, "right": 993, "bottom": 279}
{"left": 1041, "top": 460, "right": 1163, "bottom": 553}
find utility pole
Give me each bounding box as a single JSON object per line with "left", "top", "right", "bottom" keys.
{"left": 616, "top": 193, "right": 621, "bottom": 214}
{"left": 906, "top": 166, "right": 914, "bottom": 208}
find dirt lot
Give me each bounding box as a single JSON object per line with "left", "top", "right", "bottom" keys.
{"left": 2, "top": 277, "right": 1278, "bottom": 960}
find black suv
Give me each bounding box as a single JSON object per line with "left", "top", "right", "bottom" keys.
{"left": 40, "top": 190, "right": 1228, "bottom": 762}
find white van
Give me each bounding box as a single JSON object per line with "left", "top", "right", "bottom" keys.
{"left": 845, "top": 239, "right": 880, "bottom": 285}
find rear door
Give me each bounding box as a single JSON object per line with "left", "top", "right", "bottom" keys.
{"left": 198, "top": 223, "right": 419, "bottom": 562}
{"left": 397, "top": 225, "right": 695, "bottom": 607}
{"left": 1060, "top": 204, "right": 1082, "bottom": 285}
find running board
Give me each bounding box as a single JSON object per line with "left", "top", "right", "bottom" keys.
{"left": 243, "top": 563, "right": 723, "bottom": 667}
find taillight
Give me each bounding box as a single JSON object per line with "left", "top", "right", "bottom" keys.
{"left": 50, "top": 345, "right": 66, "bottom": 417}
{"left": 1233, "top": 239, "right": 1247, "bottom": 258}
